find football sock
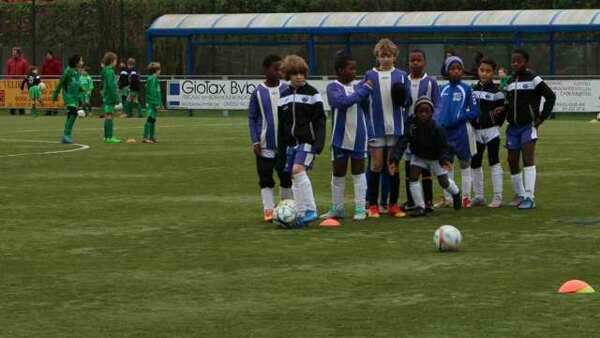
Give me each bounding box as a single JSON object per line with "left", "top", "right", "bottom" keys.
{"left": 410, "top": 181, "right": 425, "bottom": 208}
{"left": 332, "top": 175, "right": 345, "bottom": 210}
{"left": 461, "top": 168, "right": 472, "bottom": 198}
{"left": 352, "top": 173, "right": 366, "bottom": 211}
{"left": 511, "top": 172, "right": 525, "bottom": 197}
{"left": 523, "top": 166, "right": 536, "bottom": 199}
{"left": 491, "top": 163, "right": 503, "bottom": 199}
{"left": 261, "top": 187, "right": 275, "bottom": 211}
{"left": 472, "top": 167, "right": 484, "bottom": 199}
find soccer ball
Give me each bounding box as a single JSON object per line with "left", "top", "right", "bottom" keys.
{"left": 433, "top": 225, "right": 462, "bottom": 252}
{"left": 77, "top": 109, "right": 86, "bottom": 117}
{"left": 39, "top": 82, "right": 47, "bottom": 91}
{"left": 273, "top": 199, "right": 298, "bottom": 229}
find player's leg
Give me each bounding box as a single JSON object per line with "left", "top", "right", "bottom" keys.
{"left": 506, "top": 126, "right": 526, "bottom": 206}
{"left": 435, "top": 162, "right": 462, "bottom": 211}
{"left": 291, "top": 145, "right": 318, "bottom": 226}
{"left": 62, "top": 106, "right": 77, "bottom": 144}
{"left": 321, "top": 148, "right": 348, "bottom": 219}
{"left": 367, "top": 143, "right": 384, "bottom": 218}
{"left": 519, "top": 136, "right": 537, "bottom": 209}
{"left": 487, "top": 136, "right": 503, "bottom": 208}
{"left": 408, "top": 161, "right": 425, "bottom": 217}
{"left": 387, "top": 137, "right": 405, "bottom": 217}
{"left": 350, "top": 155, "right": 367, "bottom": 221}
{"left": 421, "top": 169, "right": 434, "bottom": 213}
{"left": 471, "top": 141, "right": 486, "bottom": 206}
{"left": 257, "top": 156, "right": 276, "bottom": 221}
{"left": 403, "top": 160, "right": 415, "bottom": 210}
{"left": 277, "top": 166, "right": 293, "bottom": 201}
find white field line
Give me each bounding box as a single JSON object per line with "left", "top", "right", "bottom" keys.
{"left": 0, "top": 139, "right": 90, "bottom": 157}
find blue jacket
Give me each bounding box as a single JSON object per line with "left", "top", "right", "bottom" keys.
{"left": 437, "top": 81, "right": 479, "bottom": 137}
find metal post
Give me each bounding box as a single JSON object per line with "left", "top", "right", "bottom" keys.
{"left": 146, "top": 34, "right": 153, "bottom": 64}
{"left": 549, "top": 32, "right": 556, "bottom": 75}
{"left": 222, "top": 75, "right": 229, "bottom": 117}
{"left": 307, "top": 34, "right": 316, "bottom": 74}
{"left": 32, "top": 0, "right": 36, "bottom": 65}
{"left": 186, "top": 36, "right": 194, "bottom": 75}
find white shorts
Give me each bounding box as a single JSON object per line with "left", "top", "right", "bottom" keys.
{"left": 410, "top": 155, "right": 448, "bottom": 177}
{"left": 475, "top": 126, "right": 500, "bottom": 145}
{"left": 369, "top": 135, "right": 397, "bottom": 148}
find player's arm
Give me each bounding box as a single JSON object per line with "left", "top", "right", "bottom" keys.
{"left": 431, "top": 80, "right": 442, "bottom": 119}
{"left": 464, "top": 87, "right": 480, "bottom": 121}
{"left": 20, "top": 77, "right": 27, "bottom": 91}
{"left": 536, "top": 80, "right": 556, "bottom": 126}
{"left": 248, "top": 90, "right": 261, "bottom": 153}
{"left": 275, "top": 104, "right": 287, "bottom": 172}
{"left": 327, "top": 81, "right": 372, "bottom": 110}
{"left": 312, "top": 98, "right": 327, "bottom": 155}
{"left": 51, "top": 72, "right": 67, "bottom": 101}
{"left": 107, "top": 71, "right": 120, "bottom": 104}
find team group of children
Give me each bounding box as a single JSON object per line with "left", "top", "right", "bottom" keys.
{"left": 19, "top": 52, "right": 163, "bottom": 145}
{"left": 249, "top": 38, "right": 556, "bottom": 226}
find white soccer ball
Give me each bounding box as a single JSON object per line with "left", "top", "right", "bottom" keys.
{"left": 273, "top": 199, "right": 298, "bottom": 229}
{"left": 77, "top": 109, "right": 86, "bottom": 117}
{"left": 39, "top": 82, "right": 47, "bottom": 91}
{"left": 433, "top": 225, "right": 462, "bottom": 252}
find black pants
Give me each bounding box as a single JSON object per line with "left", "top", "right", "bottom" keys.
{"left": 471, "top": 137, "right": 500, "bottom": 169}
{"left": 256, "top": 156, "right": 292, "bottom": 189}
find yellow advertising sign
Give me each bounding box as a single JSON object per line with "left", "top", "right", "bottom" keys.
{"left": 0, "top": 79, "right": 64, "bottom": 109}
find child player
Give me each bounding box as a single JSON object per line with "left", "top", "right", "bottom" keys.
{"left": 21, "top": 66, "right": 42, "bottom": 118}
{"left": 52, "top": 54, "right": 84, "bottom": 144}
{"left": 143, "top": 62, "right": 162, "bottom": 144}
{"left": 389, "top": 96, "right": 462, "bottom": 216}
{"left": 504, "top": 49, "right": 556, "bottom": 209}
{"left": 276, "top": 55, "right": 326, "bottom": 227}
{"left": 364, "top": 38, "right": 411, "bottom": 218}
{"left": 402, "top": 49, "right": 441, "bottom": 213}
{"left": 79, "top": 66, "right": 94, "bottom": 117}
{"left": 125, "top": 58, "right": 143, "bottom": 118}
{"left": 248, "top": 55, "right": 293, "bottom": 222}
{"left": 320, "top": 51, "right": 372, "bottom": 221}
{"left": 436, "top": 56, "right": 479, "bottom": 208}
{"left": 471, "top": 57, "right": 506, "bottom": 208}
{"left": 101, "top": 52, "right": 122, "bottom": 144}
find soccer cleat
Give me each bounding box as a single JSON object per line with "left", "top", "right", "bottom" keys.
{"left": 61, "top": 135, "right": 72, "bottom": 144}
{"left": 388, "top": 204, "right": 406, "bottom": 218}
{"left": 517, "top": 197, "right": 536, "bottom": 210}
{"left": 471, "top": 196, "right": 486, "bottom": 207}
{"left": 462, "top": 196, "right": 472, "bottom": 208}
{"left": 319, "top": 206, "right": 346, "bottom": 219}
{"left": 452, "top": 191, "right": 463, "bottom": 210}
{"left": 510, "top": 194, "right": 524, "bottom": 207}
{"left": 142, "top": 139, "right": 155, "bottom": 144}
{"left": 353, "top": 208, "right": 367, "bottom": 221}
{"left": 410, "top": 206, "right": 427, "bottom": 217}
{"left": 402, "top": 202, "right": 416, "bottom": 211}
{"left": 488, "top": 196, "right": 503, "bottom": 208}
{"left": 434, "top": 197, "right": 453, "bottom": 208}
{"left": 105, "top": 137, "right": 122, "bottom": 144}
{"left": 297, "top": 209, "right": 318, "bottom": 226}
{"left": 150, "top": 139, "right": 159, "bottom": 144}
{"left": 263, "top": 209, "right": 274, "bottom": 222}
{"left": 425, "top": 202, "right": 435, "bottom": 214}
{"left": 368, "top": 205, "right": 381, "bottom": 218}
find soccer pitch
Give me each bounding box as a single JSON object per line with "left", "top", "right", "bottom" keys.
{"left": 2, "top": 114, "right": 600, "bottom": 337}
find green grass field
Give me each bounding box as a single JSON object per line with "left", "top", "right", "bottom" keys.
{"left": 2, "top": 114, "right": 600, "bottom": 337}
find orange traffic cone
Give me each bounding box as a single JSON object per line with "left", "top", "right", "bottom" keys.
{"left": 558, "top": 280, "right": 595, "bottom": 294}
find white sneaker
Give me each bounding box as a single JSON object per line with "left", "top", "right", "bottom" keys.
{"left": 471, "top": 196, "right": 486, "bottom": 207}
{"left": 353, "top": 208, "right": 367, "bottom": 221}
{"left": 319, "top": 205, "right": 345, "bottom": 219}
{"left": 488, "top": 196, "right": 503, "bottom": 208}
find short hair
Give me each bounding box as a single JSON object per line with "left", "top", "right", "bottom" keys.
{"left": 12, "top": 47, "right": 22, "bottom": 55}
{"left": 479, "top": 57, "right": 497, "bottom": 70}
{"left": 512, "top": 49, "right": 529, "bottom": 62}
{"left": 333, "top": 50, "right": 354, "bottom": 74}
{"left": 46, "top": 50, "right": 54, "bottom": 56}
{"left": 373, "top": 38, "right": 398, "bottom": 57}
{"left": 148, "top": 62, "right": 161, "bottom": 74}
{"left": 262, "top": 54, "right": 282, "bottom": 69}
{"left": 68, "top": 54, "right": 82, "bottom": 68}
{"left": 281, "top": 55, "right": 309, "bottom": 79}
{"left": 127, "top": 58, "right": 136, "bottom": 67}
{"left": 409, "top": 49, "right": 426, "bottom": 60}
{"left": 28, "top": 65, "right": 38, "bottom": 73}
{"left": 102, "top": 52, "right": 117, "bottom": 66}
